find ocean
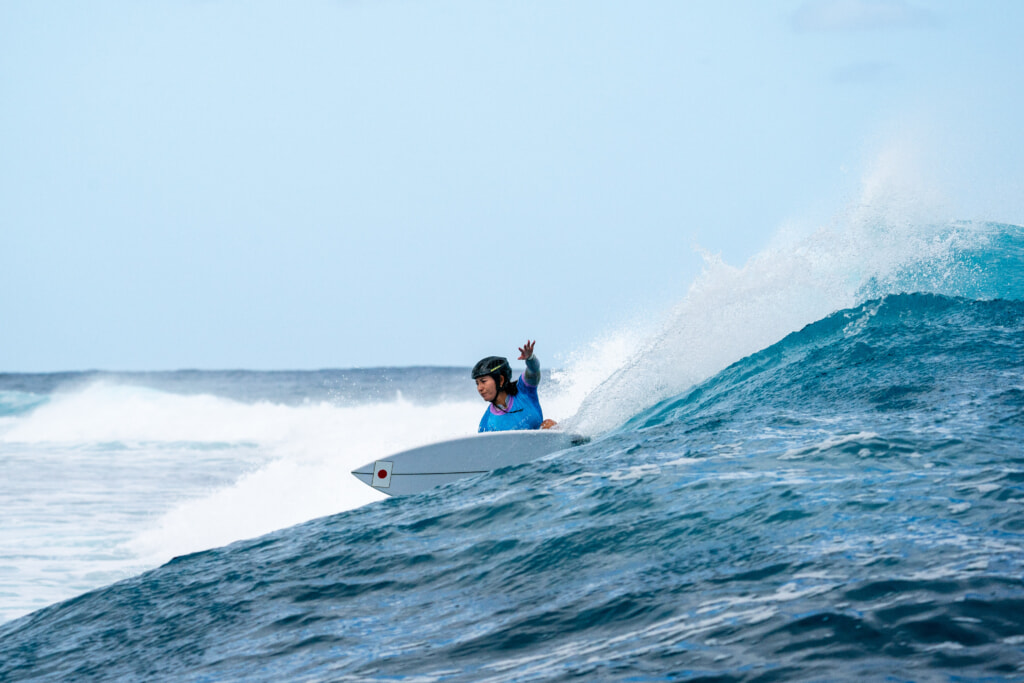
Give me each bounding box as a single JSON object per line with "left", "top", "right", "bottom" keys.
{"left": 1, "top": 220, "right": 1022, "bottom": 681}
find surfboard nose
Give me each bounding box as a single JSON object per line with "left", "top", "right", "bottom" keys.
{"left": 351, "top": 459, "right": 398, "bottom": 496}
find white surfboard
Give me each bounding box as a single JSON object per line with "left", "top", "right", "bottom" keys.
{"left": 352, "top": 430, "right": 590, "bottom": 496}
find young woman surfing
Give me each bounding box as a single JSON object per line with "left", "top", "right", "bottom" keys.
{"left": 472, "top": 340, "right": 557, "bottom": 432}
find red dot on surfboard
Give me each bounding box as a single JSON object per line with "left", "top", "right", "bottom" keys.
{"left": 377, "top": 469, "right": 388, "bottom": 479}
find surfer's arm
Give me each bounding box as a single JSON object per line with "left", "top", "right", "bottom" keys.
{"left": 523, "top": 355, "right": 541, "bottom": 386}
{"left": 518, "top": 339, "right": 541, "bottom": 386}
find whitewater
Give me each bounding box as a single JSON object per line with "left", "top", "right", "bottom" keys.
{"left": 1, "top": 213, "right": 1023, "bottom": 680}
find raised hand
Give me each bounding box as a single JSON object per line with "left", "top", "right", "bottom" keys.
{"left": 518, "top": 339, "right": 535, "bottom": 361}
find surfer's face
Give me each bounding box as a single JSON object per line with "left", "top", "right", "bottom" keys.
{"left": 476, "top": 376, "right": 499, "bottom": 402}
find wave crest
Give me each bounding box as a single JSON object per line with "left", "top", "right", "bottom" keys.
{"left": 568, "top": 221, "right": 1023, "bottom": 434}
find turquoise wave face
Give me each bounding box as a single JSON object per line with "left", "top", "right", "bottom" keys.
{"left": 625, "top": 293, "right": 1024, "bottom": 434}
{"left": 2, "top": 290, "right": 1022, "bottom": 681}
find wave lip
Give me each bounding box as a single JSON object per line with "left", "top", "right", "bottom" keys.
{"left": 569, "top": 221, "right": 1024, "bottom": 434}
{"left": 625, "top": 292, "right": 1024, "bottom": 435}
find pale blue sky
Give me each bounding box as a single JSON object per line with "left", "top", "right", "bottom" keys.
{"left": 2, "top": 1, "right": 1022, "bottom": 371}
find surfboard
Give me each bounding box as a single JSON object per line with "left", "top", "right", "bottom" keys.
{"left": 352, "top": 430, "right": 590, "bottom": 496}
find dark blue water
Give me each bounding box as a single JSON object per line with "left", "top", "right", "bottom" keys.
{"left": 1, "top": 225, "right": 1023, "bottom": 681}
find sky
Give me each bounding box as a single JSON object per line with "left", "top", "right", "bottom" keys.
{"left": 2, "top": 0, "right": 1023, "bottom": 372}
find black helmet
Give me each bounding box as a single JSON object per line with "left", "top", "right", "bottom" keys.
{"left": 472, "top": 356, "right": 511, "bottom": 387}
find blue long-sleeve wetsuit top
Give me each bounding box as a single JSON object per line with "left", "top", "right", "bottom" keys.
{"left": 478, "top": 355, "right": 544, "bottom": 432}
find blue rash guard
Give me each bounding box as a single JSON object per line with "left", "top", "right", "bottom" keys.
{"left": 478, "top": 356, "right": 544, "bottom": 432}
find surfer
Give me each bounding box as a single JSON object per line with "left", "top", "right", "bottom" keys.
{"left": 473, "top": 340, "right": 556, "bottom": 432}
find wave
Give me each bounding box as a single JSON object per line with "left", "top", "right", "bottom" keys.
{"left": 624, "top": 292, "right": 1024, "bottom": 434}
{"left": 568, "top": 220, "right": 1024, "bottom": 434}
{"left": 3, "top": 161, "right": 1024, "bottom": 677}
